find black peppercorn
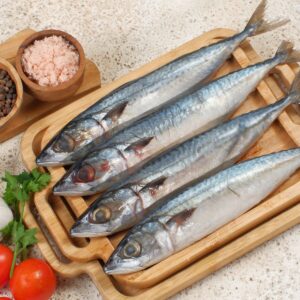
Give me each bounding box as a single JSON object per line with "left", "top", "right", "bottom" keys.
{"left": 0, "top": 69, "right": 17, "bottom": 118}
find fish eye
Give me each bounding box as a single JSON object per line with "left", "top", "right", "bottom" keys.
{"left": 73, "top": 164, "right": 95, "bottom": 183}
{"left": 122, "top": 240, "right": 141, "bottom": 258}
{"left": 53, "top": 133, "right": 75, "bottom": 153}
{"left": 90, "top": 205, "right": 111, "bottom": 223}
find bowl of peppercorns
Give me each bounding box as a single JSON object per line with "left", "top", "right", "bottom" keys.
{"left": 0, "top": 57, "right": 23, "bottom": 128}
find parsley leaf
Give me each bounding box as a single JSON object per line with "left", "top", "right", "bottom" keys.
{"left": 20, "top": 227, "right": 38, "bottom": 250}
{"left": 16, "top": 171, "right": 32, "bottom": 183}
{"left": 2, "top": 168, "right": 51, "bottom": 277}
{"left": 0, "top": 220, "right": 14, "bottom": 239}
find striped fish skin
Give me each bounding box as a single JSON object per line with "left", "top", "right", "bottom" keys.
{"left": 104, "top": 148, "right": 300, "bottom": 274}
{"left": 53, "top": 50, "right": 286, "bottom": 196}
{"left": 36, "top": 0, "right": 286, "bottom": 167}
{"left": 70, "top": 93, "right": 297, "bottom": 237}
{"left": 36, "top": 37, "right": 242, "bottom": 167}
{"left": 36, "top": 35, "right": 245, "bottom": 167}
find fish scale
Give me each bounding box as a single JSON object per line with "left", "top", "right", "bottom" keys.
{"left": 36, "top": 0, "right": 288, "bottom": 166}
{"left": 104, "top": 148, "right": 300, "bottom": 274}
{"left": 54, "top": 44, "right": 294, "bottom": 196}
{"left": 107, "top": 57, "right": 279, "bottom": 147}
{"left": 37, "top": 36, "right": 241, "bottom": 166}
{"left": 70, "top": 71, "right": 300, "bottom": 238}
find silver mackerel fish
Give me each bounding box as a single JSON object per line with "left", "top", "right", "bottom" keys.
{"left": 53, "top": 41, "right": 300, "bottom": 196}
{"left": 104, "top": 148, "right": 300, "bottom": 274}
{"left": 70, "top": 72, "right": 300, "bottom": 237}
{"left": 36, "top": 0, "right": 287, "bottom": 166}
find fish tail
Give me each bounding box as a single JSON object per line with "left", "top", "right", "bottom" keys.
{"left": 287, "top": 72, "right": 300, "bottom": 104}
{"left": 245, "top": 0, "right": 289, "bottom": 36}
{"left": 275, "top": 41, "right": 300, "bottom": 64}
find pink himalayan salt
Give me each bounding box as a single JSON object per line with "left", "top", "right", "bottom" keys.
{"left": 21, "top": 35, "right": 80, "bottom": 87}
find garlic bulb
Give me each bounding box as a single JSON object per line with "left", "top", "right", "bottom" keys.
{"left": 0, "top": 197, "right": 13, "bottom": 240}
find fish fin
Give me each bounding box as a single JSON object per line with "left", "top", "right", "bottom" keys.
{"left": 125, "top": 137, "right": 154, "bottom": 154}
{"left": 104, "top": 102, "right": 128, "bottom": 122}
{"left": 287, "top": 71, "right": 300, "bottom": 104}
{"left": 166, "top": 208, "right": 196, "bottom": 227}
{"left": 140, "top": 176, "right": 167, "bottom": 195}
{"left": 275, "top": 41, "right": 300, "bottom": 64}
{"left": 245, "top": 0, "right": 289, "bottom": 36}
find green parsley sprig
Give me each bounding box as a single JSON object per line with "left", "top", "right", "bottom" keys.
{"left": 0, "top": 169, "right": 51, "bottom": 277}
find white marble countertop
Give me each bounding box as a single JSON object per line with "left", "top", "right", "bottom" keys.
{"left": 0, "top": 0, "right": 300, "bottom": 299}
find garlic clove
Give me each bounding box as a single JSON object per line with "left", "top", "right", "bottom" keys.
{"left": 0, "top": 197, "right": 13, "bottom": 240}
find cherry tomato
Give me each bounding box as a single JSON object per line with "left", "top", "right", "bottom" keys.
{"left": 0, "top": 244, "right": 13, "bottom": 288}
{"left": 10, "top": 258, "right": 56, "bottom": 300}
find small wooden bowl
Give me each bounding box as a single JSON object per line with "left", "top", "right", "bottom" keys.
{"left": 0, "top": 57, "right": 23, "bottom": 128}
{"left": 16, "top": 29, "right": 85, "bottom": 102}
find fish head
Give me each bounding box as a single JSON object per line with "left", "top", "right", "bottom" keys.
{"left": 104, "top": 220, "right": 171, "bottom": 274}
{"left": 36, "top": 118, "right": 104, "bottom": 167}
{"left": 70, "top": 187, "right": 143, "bottom": 237}
{"left": 52, "top": 147, "right": 128, "bottom": 196}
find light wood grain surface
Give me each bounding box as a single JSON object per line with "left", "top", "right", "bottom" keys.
{"left": 0, "top": 29, "right": 101, "bottom": 142}
{"left": 1, "top": 1, "right": 300, "bottom": 299}
{"left": 20, "top": 28, "right": 300, "bottom": 299}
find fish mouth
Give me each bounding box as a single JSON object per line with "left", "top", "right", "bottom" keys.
{"left": 104, "top": 259, "right": 143, "bottom": 275}
{"left": 52, "top": 180, "right": 95, "bottom": 196}
{"left": 36, "top": 151, "right": 73, "bottom": 167}
{"left": 70, "top": 220, "right": 111, "bottom": 237}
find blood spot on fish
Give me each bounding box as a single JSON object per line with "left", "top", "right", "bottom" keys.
{"left": 73, "top": 164, "right": 95, "bottom": 183}
{"left": 141, "top": 177, "right": 167, "bottom": 197}
{"left": 149, "top": 188, "right": 157, "bottom": 196}
{"left": 148, "top": 185, "right": 161, "bottom": 196}
{"left": 100, "top": 160, "right": 110, "bottom": 172}
{"left": 132, "top": 145, "right": 145, "bottom": 156}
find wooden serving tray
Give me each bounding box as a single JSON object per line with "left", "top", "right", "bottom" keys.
{"left": 21, "top": 28, "right": 300, "bottom": 299}
{"left": 0, "top": 29, "right": 101, "bottom": 143}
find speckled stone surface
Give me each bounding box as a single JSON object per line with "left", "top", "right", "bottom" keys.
{"left": 0, "top": 0, "right": 300, "bottom": 299}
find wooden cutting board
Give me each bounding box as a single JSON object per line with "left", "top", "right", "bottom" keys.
{"left": 0, "top": 29, "right": 101, "bottom": 143}
{"left": 21, "top": 28, "right": 300, "bottom": 299}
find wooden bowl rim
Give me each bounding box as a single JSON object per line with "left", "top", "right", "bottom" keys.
{"left": 0, "top": 57, "right": 23, "bottom": 127}
{"left": 15, "top": 29, "right": 85, "bottom": 93}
